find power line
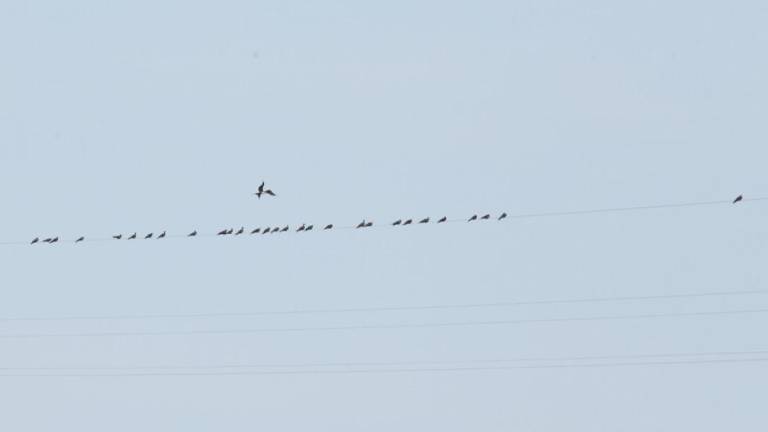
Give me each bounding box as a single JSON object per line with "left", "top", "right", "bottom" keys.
{"left": 1, "top": 308, "right": 765, "bottom": 339}
{"left": 1, "top": 349, "right": 766, "bottom": 371}
{"left": 1, "top": 289, "right": 764, "bottom": 322}
{"left": 1, "top": 357, "right": 767, "bottom": 378}
{"left": 10, "top": 195, "right": 767, "bottom": 247}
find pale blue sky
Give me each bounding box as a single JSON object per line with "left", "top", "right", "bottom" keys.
{"left": 1, "top": 1, "right": 767, "bottom": 431}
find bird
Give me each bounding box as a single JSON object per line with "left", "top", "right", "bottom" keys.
{"left": 261, "top": 228, "right": 270, "bottom": 235}
{"left": 306, "top": 225, "right": 314, "bottom": 231}
{"left": 468, "top": 215, "right": 478, "bottom": 222}
{"left": 419, "top": 218, "right": 430, "bottom": 224}
{"left": 42, "top": 238, "right": 52, "bottom": 243}
{"left": 365, "top": 222, "right": 373, "bottom": 228}
{"left": 498, "top": 213, "right": 508, "bottom": 221}
{"left": 188, "top": 230, "right": 197, "bottom": 237}
{"left": 481, "top": 214, "right": 491, "bottom": 220}
{"left": 31, "top": 237, "right": 39, "bottom": 245}
{"left": 50, "top": 237, "right": 59, "bottom": 244}
{"left": 145, "top": 233, "right": 153, "bottom": 240}
{"left": 226, "top": 228, "right": 234, "bottom": 235}
{"left": 235, "top": 227, "right": 245, "bottom": 235}
{"left": 297, "top": 224, "right": 306, "bottom": 232}
{"left": 255, "top": 182, "right": 277, "bottom": 199}
{"left": 281, "top": 226, "right": 289, "bottom": 232}
{"left": 113, "top": 234, "right": 122, "bottom": 240}
{"left": 158, "top": 231, "right": 166, "bottom": 239}
{"left": 75, "top": 237, "right": 85, "bottom": 243}
{"left": 356, "top": 220, "right": 367, "bottom": 229}
{"left": 324, "top": 224, "right": 334, "bottom": 230}
{"left": 438, "top": 216, "right": 447, "bottom": 223}
{"left": 217, "top": 229, "right": 228, "bottom": 236}
{"left": 271, "top": 227, "right": 280, "bottom": 233}
{"left": 392, "top": 219, "right": 403, "bottom": 226}
{"left": 403, "top": 219, "right": 413, "bottom": 226}
{"left": 127, "top": 233, "right": 137, "bottom": 240}
{"left": 251, "top": 228, "right": 261, "bottom": 234}
{"left": 733, "top": 195, "right": 743, "bottom": 204}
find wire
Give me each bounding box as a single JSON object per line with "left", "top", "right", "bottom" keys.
{"left": 1, "top": 308, "right": 765, "bottom": 339}
{"left": 1, "top": 289, "right": 764, "bottom": 322}
{"left": 10, "top": 196, "right": 767, "bottom": 247}
{"left": 1, "top": 357, "right": 767, "bottom": 377}
{"left": 1, "top": 349, "right": 766, "bottom": 371}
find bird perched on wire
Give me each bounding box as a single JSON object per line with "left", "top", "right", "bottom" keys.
{"left": 733, "top": 195, "right": 743, "bottom": 204}
{"left": 50, "top": 237, "right": 59, "bottom": 244}
{"left": 481, "top": 214, "right": 491, "bottom": 220}
{"left": 113, "top": 234, "right": 122, "bottom": 240}
{"left": 145, "top": 233, "right": 153, "bottom": 240}
{"left": 306, "top": 225, "right": 314, "bottom": 231}
{"left": 324, "top": 224, "right": 334, "bottom": 230}
{"left": 468, "top": 215, "right": 478, "bottom": 222}
{"left": 158, "top": 231, "right": 166, "bottom": 239}
{"left": 281, "top": 226, "right": 289, "bottom": 232}
{"left": 403, "top": 219, "right": 413, "bottom": 226}
{"left": 297, "top": 224, "right": 306, "bottom": 232}
{"left": 76, "top": 237, "right": 85, "bottom": 243}
{"left": 254, "top": 182, "right": 277, "bottom": 199}
{"left": 217, "top": 229, "right": 228, "bottom": 236}
{"left": 31, "top": 237, "right": 39, "bottom": 245}
{"left": 42, "top": 238, "right": 53, "bottom": 243}
{"left": 127, "top": 233, "right": 137, "bottom": 240}
{"left": 235, "top": 227, "right": 245, "bottom": 235}
{"left": 438, "top": 216, "right": 447, "bottom": 223}
{"left": 356, "top": 220, "right": 367, "bottom": 229}
{"left": 188, "top": 230, "right": 197, "bottom": 237}
{"left": 365, "top": 222, "right": 373, "bottom": 228}
{"left": 261, "top": 228, "right": 270, "bottom": 235}
{"left": 392, "top": 219, "right": 402, "bottom": 226}
{"left": 419, "top": 218, "right": 430, "bottom": 224}
{"left": 498, "top": 213, "right": 508, "bottom": 221}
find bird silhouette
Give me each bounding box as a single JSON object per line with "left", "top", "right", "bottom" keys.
{"left": 438, "top": 216, "right": 447, "bottom": 223}
{"left": 51, "top": 237, "right": 59, "bottom": 244}
{"left": 75, "top": 237, "right": 85, "bottom": 243}
{"left": 733, "top": 195, "right": 743, "bottom": 204}
{"left": 392, "top": 219, "right": 403, "bottom": 226}
{"left": 403, "top": 219, "right": 413, "bottom": 226}
{"left": 255, "top": 182, "right": 277, "bottom": 199}
{"left": 261, "top": 228, "right": 270, "bottom": 235}
{"left": 43, "top": 238, "right": 52, "bottom": 243}
{"left": 128, "top": 233, "right": 137, "bottom": 240}
{"left": 31, "top": 237, "right": 39, "bottom": 245}
{"left": 481, "top": 214, "right": 491, "bottom": 220}
{"left": 306, "top": 225, "right": 314, "bottom": 231}
{"left": 498, "top": 213, "right": 508, "bottom": 221}
{"left": 281, "top": 226, "right": 289, "bottom": 232}
{"left": 226, "top": 228, "right": 234, "bottom": 235}
{"left": 158, "top": 231, "right": 166, "bottom": 239}
{"left": 113, "top": 234, "right": 122, "bottom": 240}
{"left": 145, "top": 233, "right": 153, "bottom": 240}
{"left": 235, "top": 227, "right": 245, "bottom": 235}
{"left": 365, "top": 222, "right": 373, "bottom": 228}
{"left": 419, "top": 218, "right": 430, "bottom": 224}
{"left": 271, "top": 227, "right": 280, "bottom": 233}
{"left": 217, "top": 229, "right": 228, "bottom": 236}
{"left": 324, "top": 224, "right": 334, "bottom": 230}
{"left": 188, "top": 231, "right": 197, "bottom": 237}
{"left": 251, "top": 228, "right": 261, "bottom": 234}
{"left": 356, "top": 220, "right": 367, "bottom": 229}
{"left": 297, "top": 224, "right": 306, "bottom": 232}
{"left": 468, "top": 215, "right": 478, "bottom": 222}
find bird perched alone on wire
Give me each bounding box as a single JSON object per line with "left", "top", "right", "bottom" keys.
{"left": 188, "top": 230, "right": 197, "bottom": 237}
{"left": 254, "top": 182, "right": 277, "bottom": 199}
{"left": 438, "top": 216, "right": 447, "bottom": 223}
{"left": 733, "top": 195, "right": 743, "bottom": 204}
{"left": 498, "top": 213, "right": 508, "bottom": 221}
{"left": 158, "top": 231, "right": 166, "bottom": 239}
{"left": 468, "top": 215, "right": 478, "bottom": 222}
{"left": 145, "top": 233, "right": 153, "bottom": 239}
{"left": 392, "top": 219, "right": 402, "bottom": 226}
{"left": 419, "top": 218, "right": 430, "bottom": 224}
{"left": 31, "top": 237, "right": 39, "bottom": 245}
{"left": 113, "top": 234, "right": 122, "bottom": 240}
{"left": 76, "top": 237, "right": 85, "bottom": 243}
{"left": 324, "top": 224, "right": 333, "bottom": 230}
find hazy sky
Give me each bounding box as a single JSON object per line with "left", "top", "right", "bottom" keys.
{"left": 1, "top": 1, "right": 767, "bottom": 431}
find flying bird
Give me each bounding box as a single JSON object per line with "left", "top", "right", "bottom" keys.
{"left": 158, "top": 231, "right": 166, "bottom": 239}
{"left": 481, "top": 214, "right": 491, "bottom": 220}
{"left": 235, "top": 227, "right": 245, "bottom": 235}
{"left": 127, "top": 233, "right": 137, "bottom": 240}
{"left": 498, "top": 213, "right": 508, "bottom": 221}
{"left": 255, "top": 182, "right": 277, "bottom": 199}
{"left": 733, "top": 195, "right": 743, "bottom": 204}
{"left": 438, "top": 216, "right": 447, "bottom": 223}
{"left": 31, "top": 237, "right": 39, "bottom": 245}
{"left": 419, "top": 218, "right": 430, "bottom": 224}
{"left": 403, "top": 219, "right": 413, "bottom": 226}
{"left": 324, "top": 224, "right": 334, "bottom": 230}
{"left": 113, "top": 234, "right": 122, "bottom": 240}
{"left": 145, "top": 233, "right": 153, "bottom": 240}
{"left": 468, "top": 215, "right": 478, "bottom": 222}
{"left": 188, "top": 230, "right": 197, "bottom": 237}
{"left": 392, "top": 219, "right": 402, "bottom": 226}
{"left": 75, "top": 237, "right": 85, "bottom": 243}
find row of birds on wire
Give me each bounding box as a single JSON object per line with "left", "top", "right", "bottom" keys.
{"left": 28, "top": 212, "right": 510, "bottom": 245}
